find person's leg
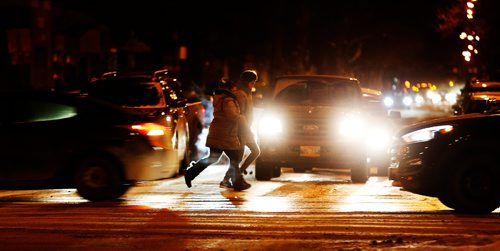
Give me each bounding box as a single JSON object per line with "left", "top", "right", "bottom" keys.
{"left": 240, "top": 139, "right": 261, "bottom": 174}
{"left": 220, "top": 148, "right": 245, "bottom": 188}
{"left": 225, "top": 149, "right": 251, "bottom": 191}
{"left": 184, "top": 148, "right": 223, "bottom": 188}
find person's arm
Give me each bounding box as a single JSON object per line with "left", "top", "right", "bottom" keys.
{"left": 223, "top": 98, "right": 241, "bottom": 122}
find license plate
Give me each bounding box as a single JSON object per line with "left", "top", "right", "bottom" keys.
{"left": 300, "top": 145, "right": 320, "bottom": 157}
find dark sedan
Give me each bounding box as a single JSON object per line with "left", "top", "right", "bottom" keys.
{"left": 389, "top": 108, "right": 500, "bottom": 213}
{"left": 0, "top": 91, "right": 177, "bottom": 201}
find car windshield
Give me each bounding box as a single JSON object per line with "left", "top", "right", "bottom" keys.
{"left": 275, "top": 80, "right": 360, "bottom": 105}
{"left": 88, "top": 79, "right": 164, "bottom": 107}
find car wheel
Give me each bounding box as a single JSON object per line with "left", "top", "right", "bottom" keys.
{"left": 443, "top": 156, "right": 499, "bottom": 213}
{"left": 74, "top": 156, "right": 128, "bottom": 201}
{"left": 255, "top": 159, "right": 273, "bottom": 181}
{"left": 293, "top": 167, "right": 307, "bottom": 173}
{"left": 351, "top": 160, "right": 369, "bottom": 183}
{"left": 272, "top": 166, "right": 282, "bottom": 178}
{"left": 438, "top": 194, "right": 457, "bottom": 210}
{"left": 377, "top": 165, "right": 389, "bottom": 176}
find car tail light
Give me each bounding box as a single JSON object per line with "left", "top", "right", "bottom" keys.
{"left": 129, "top": 122, "right": 174, "bottom": 148}
{"left": 131, "top": 123, "right": 167, "bottom": 136}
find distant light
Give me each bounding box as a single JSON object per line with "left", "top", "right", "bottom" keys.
{"left": 475, "top": 35, "right": 480, "bottom": 41}
{"left": 445, "top": 93, "right": 457, "bottom": 104}
{"left": 474, "top": 49, "right": 479, "bottom": 54}
{"left": 467, "top": 14, "right": 474, "bottom": 19}
{"left": 449, "top": 81, "right": 454, "bottom": 87}
{"left": 467, "top": 9, "right": 473, "bottom": 15}
{"left": 467, "top": 35, "right": 474, "bottom": 40}
{"left": 465, "top": 56, "right": 471, "bottom": 62}
{"left": 462, "top": 51, "right": 471, "bottom": 57}
{"left": 482, "top": 83, "right": 487, "bottom": 87}
{"left": 467, "top": 2, "right": 475, "bottom": 8}
{"left": 468, "top": 45, "right": 474, "bottom": 50}
{"left": 459, "top": 32, "right": 467, "bottom": 39}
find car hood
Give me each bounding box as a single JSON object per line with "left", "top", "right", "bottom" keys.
{"left": 397, "top": 113, "right": 495, "bottom": 135}
{"left": 274, "top": 104, "right": 362, "bottom": 119}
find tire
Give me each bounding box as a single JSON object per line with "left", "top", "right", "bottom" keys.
{"left": 377, "top": 166, "right": 388, "bottom": 176}
{"left": 272, "top": 166, "right": 282, "bottom": 178}
{"left": 438, "top": 194, "right": 457, "bottom": 210}
{"left": 351, "top": 160, "right": 369, "bottom": 183}
{"left": 74, "top": 156, "right": 128, "bottom": 201}
{"left": 255, "top": 159, "right": 273, "bottom": 181}
{"left": 443, "top": 156, "right": 499, "bottom": 213}
{"left": 293, "top": 167, "right": 307, "bottom": 173}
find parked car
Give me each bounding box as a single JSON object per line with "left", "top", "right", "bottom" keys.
{"left": 84, "top": 75, "right": 190, "bottom": 174}
{"left": 0, "top": 91, "right": 179, "bottom": 201}
{"left": 452, "top": 80, "right": 500, "bottom": 115}
{"left": 389, "top": 105, "right": 500, "bottom": 213}
{"left": 254, "top": 75, "right": 369, "bottom": 183}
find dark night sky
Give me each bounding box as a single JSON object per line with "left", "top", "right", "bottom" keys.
{"left": 51, "top": 0, "right": 500, "bottom": 85}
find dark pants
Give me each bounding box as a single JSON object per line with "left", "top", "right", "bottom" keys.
{"left": 185, "top": 147, "right": 243, "bottom": 185}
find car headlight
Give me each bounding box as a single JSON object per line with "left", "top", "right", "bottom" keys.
{"left": 402, "top": 96, "right": 413, "bottom": 106}
{"left": 401, "top": 125, "right": 453, "bottom": 143}
{"left": 365, "top": 127, "right": 391, "bottom": 150}
{"left": 258, "top": 115, "right": 283, "bottom": 135}
{"left": 338, "top": 116, "right": 364, "bottom": 138}
{"left": 383, "top": 97, "right": 394, "bottom": 107}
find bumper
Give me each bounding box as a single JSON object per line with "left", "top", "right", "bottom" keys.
{"left": 258, "top": 138, "right": 365, "bottom": 168}
{"left": 388, "top": 141, "right": 443, "bottom": 196}
{"left": 109, "top": 142, "right": 179, "bottom": 181}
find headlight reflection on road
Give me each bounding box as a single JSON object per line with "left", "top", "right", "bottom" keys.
{"left": 242, "top": 197, "right": 292, "bottom": 212}
{"left": 126, "top": 194, "right": 181, "bottom": 209}
{"left": 239, "top": 182, "right": 291, "bottom": 212}
{"left": 338, "top": 177, "right": 406, "bottom": 212}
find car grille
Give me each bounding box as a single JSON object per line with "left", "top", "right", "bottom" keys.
{"left": 288, "top": 118, "right": 330, "bottom": 138}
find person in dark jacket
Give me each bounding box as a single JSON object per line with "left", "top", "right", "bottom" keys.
{"left": 184, "top": 80, "right": 251, "bottom": 191}
{"left": 220, "top": 70, "right": 261, "bottom": 188}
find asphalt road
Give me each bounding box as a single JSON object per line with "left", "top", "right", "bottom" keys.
{"left": 0, "top": 165, "right": 499, "bottom": 250}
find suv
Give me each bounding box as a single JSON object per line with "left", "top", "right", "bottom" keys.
{"left": 83, "top": 76, "right": 190, "bottom": 177}
{"left": 255, "top": 75, "right": 369, "bottom": 183}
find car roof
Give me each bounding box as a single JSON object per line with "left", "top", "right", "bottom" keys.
{"left": 273, "top": 75, "right": 360, "bottom": 98}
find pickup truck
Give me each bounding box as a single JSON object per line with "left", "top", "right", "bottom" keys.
{"left": 254, "top": 75, "right": 370, "bottom": 183}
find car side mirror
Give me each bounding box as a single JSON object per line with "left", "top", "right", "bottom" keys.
{"left": 170, "top": 98, "right": 187, "bottom": 108}
{"left": 388, "top": 110, "right": 401, "bottom": 119}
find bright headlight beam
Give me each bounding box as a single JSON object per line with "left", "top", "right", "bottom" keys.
{"left": 258, "top": 116, "right": 283, "bottom": 135}
{"left": 339, "top": 116, "right": 363, "bottom": 138}
{"left": 402, "top": 125, "right": 453, "bottom": 143}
